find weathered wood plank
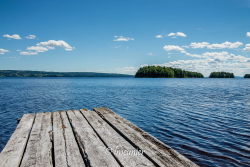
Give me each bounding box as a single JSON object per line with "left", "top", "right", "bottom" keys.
{"left": 81, "top": 109, "right": 155, "bottom": 167}
{"left": 53, "top": 111, "right": 86, "bottom": 167}
{"left": 94, "top": 107, "right": 199, "bottom": 167}
{"left": 67, "top": 110, "right": 120, "bottom": 167}
{"left": 20, "top": 112, "right": 53, "bottom": 167}
{"left": 0, "top": 113, "right": 35, "bottom": 167}
{"left": 1, "top": 108, "right": 198, "bottom": 167}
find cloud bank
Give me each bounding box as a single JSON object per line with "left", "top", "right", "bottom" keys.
{"left": 162, "top": 44, "right": 250, "bottom": 76}
{"left": 190, "top": 41, "right": 243, "bottom": 49}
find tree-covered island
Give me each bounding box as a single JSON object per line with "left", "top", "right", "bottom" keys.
{"left": 244, "top": 74, "right": 250, "bottom": 78}
{"left": 209, "top": 72, "right": 234, "bottom": 78}
{"left": 135, "top": 66, "right": 204, "bottom": 78}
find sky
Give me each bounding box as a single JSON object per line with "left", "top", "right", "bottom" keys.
{"left": 0, "top": 0, "right": 250, "bottom": 76}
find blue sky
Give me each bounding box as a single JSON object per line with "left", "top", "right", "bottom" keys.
{"left": 0, "top": 0, "right": 250, "bottom": 76}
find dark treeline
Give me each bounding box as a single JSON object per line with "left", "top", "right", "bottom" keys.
{"left": 209, "top": 72, "right": 234, "bottom": 78}
{"left": 244, "top": 74, "right": 250, "bottom": 78}
{"left": 0, "top": 70, "right": 132, "bottom": 77}
{"left": 135, "top": 66, "right": 204, "bottom": 78}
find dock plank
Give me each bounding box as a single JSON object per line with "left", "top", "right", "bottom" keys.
{"left": 0, "top": 113, "right": 35, "bottom": 167}
{"left": 1, "top": 108, "right": 198, "bottom": 167}
{"left": 67, "top": 110, "right": 120, "bottom": 167}
{"left": 94, "top": 107, "right": 198, "bottom": 167}
{"left": 53, "top": 111, "right": 85, "bottom": 167}
{"left": 81, "top": 109, "right": 155, "bottom": 167}
{"left": 20, "top": 112, "right": 53, "bottom": 167}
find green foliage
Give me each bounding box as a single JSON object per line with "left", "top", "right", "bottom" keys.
{"left": 0, "top": 70, "right": 132, "bottom": 77}
{"left": 135, "top": 66, "right": 204, "bottom": 78}
{"left": 209, "top": 72, "right": 234, "bottom": 78}
{"left": 244, "top": 74, "right": 250, "bottom": 78}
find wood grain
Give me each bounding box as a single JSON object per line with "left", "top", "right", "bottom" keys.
{"left": 0, "top": 114, "right": 35, "bottom": 167}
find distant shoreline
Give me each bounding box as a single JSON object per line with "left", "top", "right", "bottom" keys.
{"left": 0, "top": 70, "right": 247, "bottom": 78}
{"left": 0, "top": 70, "right": 133, "bottom": 77}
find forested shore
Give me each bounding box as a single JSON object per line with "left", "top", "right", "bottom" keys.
{"left": 0, "top": 70, "right": 132, "bottom": 77}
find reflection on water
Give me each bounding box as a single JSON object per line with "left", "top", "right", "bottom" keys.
{"left": 0, "top": 78, "right": 249, "bottom": 167}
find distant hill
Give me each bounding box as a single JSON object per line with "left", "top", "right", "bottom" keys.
{"left": 209, "top": 72, "right": 234, "bottom": 78}
{"left": 135, "top": 66, "right": 204, "bottom": 78}
{"left": 0, "top": 70, "right": 132, "bottom": 77}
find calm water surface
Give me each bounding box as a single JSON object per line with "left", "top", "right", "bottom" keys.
{"left": 0, "top": 78, "right": 249, "bottom": 167}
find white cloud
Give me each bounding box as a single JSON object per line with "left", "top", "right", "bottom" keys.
{"left": 0, "top": 48, "right": 9, "bottom": 55}
{"left": 190, "top": 42, "right": 210, "bottom": 48}
{"left": 190, "top": 41, "right": 243, "bottom": 49}
{"left": 20, "top": 40, "right": 74, "bottom": 55}
{"left": 163, "top": 44, "right": 202, "bottom": 57}
{"left": 3, "top": 34, "right": 21, "bottom": 40}
{"left": 155, "top": 32, "right": 187, "bottom": 39}
{"left": 155, "top": 34, "right": 164, "bottom": 38}
{"left": 26, "top": 35, "right": 36, "bottom": 39}
{"left": 201, "top": 51, "right": 249, "bottom": 63}
{"left": 202, "top": 51, "right": 229, "bottom": 58}
{"left": 163, "top": 45, "right": 185, "bottom": 52}
{"left": 168, "top": 32, "right": 187, "bottom": 38}
{"left": 181, "top": 50, "right": 201, "bottom": 58}
{"left": 246, "top": 32, "right": 250, "bottom": 37}
{"left": 20, "top": 51, "right": 38, "bottom": 55}
{"left": 163, "top": 45, "right": 201, "bottom": 57}
{"left": 27, "top": 46, "right": 48, "bottom": 52}
{"left": 209, "top": 41, "right": 243, "bottom": 49}
{"left": 38, "top": 40, "right": 74, "bottom": 51}
{"left": 244, "top": 44, "right": 250, "bottom": 51}
{"left": 113, "top": 36, "right": 134, "bottom": 42}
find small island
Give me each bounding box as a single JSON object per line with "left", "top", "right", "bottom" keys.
{"left": 209, "top": 72, "right": 234, "bottom": 78}
{"left": 244, "top": 74, "right": 250, "bottom": 78}
{"left": 135, "top": 66, "right": 204, "bottom": 78}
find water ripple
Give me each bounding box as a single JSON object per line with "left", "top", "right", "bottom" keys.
{"left": 0, "top": 78, "right": 249, "bottom": 167}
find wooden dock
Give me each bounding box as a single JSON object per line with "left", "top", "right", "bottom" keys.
{"left": 0, "top": 108, "right": 198, "bottom": 167}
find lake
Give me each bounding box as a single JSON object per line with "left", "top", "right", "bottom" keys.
{"left": 0, "top": 78, "right": 249, "bottom": 167}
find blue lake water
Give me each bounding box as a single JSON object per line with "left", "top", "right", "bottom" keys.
{"left": 0, "top": 78, "right": 249, "bottom": 167}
